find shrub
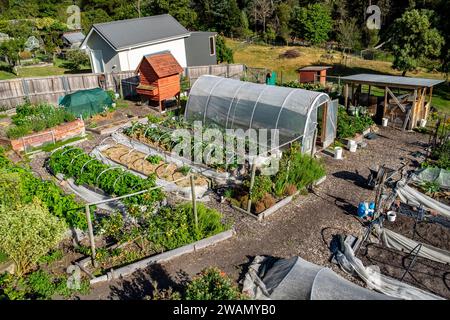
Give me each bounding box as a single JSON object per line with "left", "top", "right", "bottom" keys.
{"left": 186, "top": 267, "right": 246, "bottom": 300}
{"left": 279, "top": 49, "right": 301, "bottom": 59}
{"left": 0, "top": 150, "right": 86, "bottom": 229}
{"left": 147, "top": 203, "right": 227, "bottom": 251}
{"left": 7, "top": 102, "right": 75, "bottom": 139}
{"left": 63, "top": 49, "right": 90, "bottom": 71}
{"left": 246, "top": 175, "right": 273, "bottom": 202}
{"left": 273, "top": 143, "right": 326, "bottom": 192}
{"left": 0, "top": 201, "right": 66, "bottom": 276}
{"left": 336, "top": 107, "right": 374, "bottom": 139}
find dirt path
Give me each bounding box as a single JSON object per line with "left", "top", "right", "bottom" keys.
{"left": 80, "top": 126, "right": 429, "bottom": 300}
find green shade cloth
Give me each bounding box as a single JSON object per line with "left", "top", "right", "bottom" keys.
{"left": 59, "top": 88, "right": 113, "bottom": 118}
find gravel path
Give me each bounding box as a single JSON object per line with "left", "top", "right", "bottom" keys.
{"left": 75, "top": 126, "right": 429, "bottom": 300}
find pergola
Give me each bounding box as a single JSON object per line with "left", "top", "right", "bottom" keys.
{"left": 341, "top": 74, "right": 444, "bottom": 130}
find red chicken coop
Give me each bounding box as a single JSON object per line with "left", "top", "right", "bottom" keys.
{"left": 135, "top": 51, "right": 184, "bottom": 112}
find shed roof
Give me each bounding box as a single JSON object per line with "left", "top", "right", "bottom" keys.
{"left": 298, "top": 66, "right": 332, "bottom": 72}
{"left": 137, "top": 52, "right": 183, "bottom": 78}
{"left": 341, "top": 74, "right": 444, "bottom": 88}
{"left": 89, "top": 14, "right": 190, "bottom": 51}
{"left": 62, "top": 31, "right": 85, "bottom": 44}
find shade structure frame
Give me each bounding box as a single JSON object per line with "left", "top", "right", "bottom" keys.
{"left": 184, "top": 75, "right": 331, "bottom": 151}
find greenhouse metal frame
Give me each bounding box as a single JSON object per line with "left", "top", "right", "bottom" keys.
{"left": 184, "top": 75, "right": 336, "bottom": 153}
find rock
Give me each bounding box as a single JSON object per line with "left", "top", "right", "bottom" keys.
{"left": 0, "top": 260, "right": 16, "bottom": 275}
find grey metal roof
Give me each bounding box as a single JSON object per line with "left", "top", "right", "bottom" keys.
{"left": 92, "top": 14, "right": 190, "bottom": 51}
{"left": 341, "top": 74, "right": 444, "bottom": 88}
{"left": 298, "top": 66, "right": 332, "bottom": 71}
{"left": 62, "top": 32, "right": 85, "bottom": 44}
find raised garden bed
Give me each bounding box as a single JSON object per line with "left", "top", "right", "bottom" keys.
{"left": 93, "top": 142, "right": 210, "bottom": 199}
{"left": 10, "top": 119, "right": 85, "bottom": 152}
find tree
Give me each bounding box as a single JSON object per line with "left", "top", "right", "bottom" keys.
{"left": 64, "top": 49, "right": 90, "bottom": 72}
{"left": 0, "top": 201, "right": 66, "bottom": 276}
{"left": 336, "top": 18, "right": 362, "bottom": 52}
{"left": 216, "top": 35, "right": 234, "bottom": 63}
{"left": 390, "top": 9, "right": 444, "bottom": 76}
{"left": 147, "top": 0, "right": 198, "bottom": 29}
{"left": 274, "top": 2, "right": 291, "bottom": 45}
{"left": 290, "top": 4, "right": 332, "bottom": 45}
{"left": 0, "top": 38, "right": 26, "bottom": 73}
{"left": 251, "top": 0, "right": 273, "bottom": 34}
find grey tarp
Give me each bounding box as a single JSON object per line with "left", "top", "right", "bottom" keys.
{"left": 242, "top": 255, "right": 393, "bottom": 300}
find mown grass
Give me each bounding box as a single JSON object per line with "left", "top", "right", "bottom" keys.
{"left": 227, "top": 38, "right": 449, "bottom": 113}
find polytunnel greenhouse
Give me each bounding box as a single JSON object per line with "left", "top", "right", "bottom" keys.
{"left": 184, "top": 75, "right": 336, "bottom": 153}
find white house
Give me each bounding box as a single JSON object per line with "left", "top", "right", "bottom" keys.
{"left": 80, "top": 14, "right": 217, "bottom": 74}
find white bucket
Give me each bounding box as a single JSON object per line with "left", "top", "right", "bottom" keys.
{"left": 419, "top": 119, "right": 427, "bottom": 128}
{"left": 348, "top": 140, "right": 357, "bottom": 152}
{"left": 387, "top": 211, "right": 397, "bottom": 222}
{"left": 334, "top": 147, "right": 343, "bottom": 159}
{"left": 382, "top": 118, "right": 388, "bottom": 127}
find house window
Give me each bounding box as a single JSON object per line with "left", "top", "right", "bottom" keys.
{"left": 209, "top": 36, "right": 216, "bottom": 56}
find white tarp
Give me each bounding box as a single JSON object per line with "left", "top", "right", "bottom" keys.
{"left": 373, "top": 225, "right": 450, "bottom": 265}
{"left": 411, "top": 168, "right": 450, "bottom": 190}
{"left": 396, "top": 182, "right": 450, "bottom": 219}
{"left": 242, "top": 255, "right": 393, "bottom": 300}
{"left": 337, "top": 242, "right": 445, "bottom": 300}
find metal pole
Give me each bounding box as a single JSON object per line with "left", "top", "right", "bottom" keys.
{"left": 85, "top": 204, "right": 97, "bottom": 267}
{"left": 190, "top": 175, "right": 198, "bottom": 229}
{"left": 311, "top": 128, "right": 318, "bottom": 156}
{"left": 247, "top": 163, "right": 257, "bottom": 213}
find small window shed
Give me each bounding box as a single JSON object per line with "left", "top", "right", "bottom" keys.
{"left": 185, "top": 75, "right": 337, "bottom": 154}
{"left": 136, "top": 51, "right": 184, "bottom": 112}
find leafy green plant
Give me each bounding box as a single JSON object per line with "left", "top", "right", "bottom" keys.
{"left": 0, "top": 201, "right": 66, "bottom": 276}
{"left": 0, "top": 150, "right": 85, "bottom": 229}
{"left": 336, "top": 107, "right": 374, "bottom": 139}
{"left": 38, "top": 249, "right": 64, "bottom": 265}
{"left": 48, "top": 147, "right": 164, "bottom": 209}
{"left": 185, "top": 267, "right": 246, "bottom": 300}
{"left": 246, "top": 175, "right": 273, "bottom": 202}
{"left": 176, "top": 165, "right": 191, "bottom": 176}
{"left": 146, "top": 154, "right": 163, "bottom": 165}
{"left": 147, "top": 203, "right": 227, "bottom": 251}
{"left": 7, "top": 102, "right": 75, "bottom": 139}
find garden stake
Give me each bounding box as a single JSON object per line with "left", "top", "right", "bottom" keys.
{"left": 85, "top": 204, "right": 97, "bottom": 268}
{"left": 247, "top": 163, "right": 257, "bottom": 213}
{"left": 190, "top": 174, "right": 198, "bottom": 230}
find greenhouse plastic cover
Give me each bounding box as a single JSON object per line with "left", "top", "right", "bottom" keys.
{"left": 411, "top": 167, "right": 450, "bottom": 190}
{"left": 242, "top": 255, "right": 393, "bottom": 300}
{"left": 185, "top": 75, "right": 330, "bottom": 147}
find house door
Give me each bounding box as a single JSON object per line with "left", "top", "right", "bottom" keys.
{"left": 91, "top": 50, "right": 104, "bottom": 73}
{"left": 322, "top": 99, "right": 338, "bottom": 149}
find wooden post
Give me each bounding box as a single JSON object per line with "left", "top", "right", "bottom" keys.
{"left": 344, "top": 83, "right": 349, "bottom": 110}
{"left": 247, "top": 163, "right": 257, "bottom": 213}
{"left": 190, "top": 175, "right": 198, "bottom": 229}
{"left": 383, "top": 86, "right": 388, "bottom": 118}
{"left": 85, "top": 204, "right": 97, "bottom": 267}
{"left": 367, "top": 85, "right": 371, "bottom": 108}
{"left": 311, "top": 128, "right": 318, "bottom": 156}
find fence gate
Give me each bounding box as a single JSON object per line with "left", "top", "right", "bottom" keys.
{"left": 323, "top": 99, "right": 338, "bottom": 149}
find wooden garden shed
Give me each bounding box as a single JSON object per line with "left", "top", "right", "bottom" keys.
{"left": 297, "top": 66, "right": 331, "bottom": 86}
{"left": 341, "top": 74, "right": 444, "bottom": 130}
{"left": 135, "top": 51, "right": 184, "bottom": 112}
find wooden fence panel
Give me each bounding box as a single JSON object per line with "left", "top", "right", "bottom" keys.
{"left": 0, "top": 66, "right": 245, "bottom": 110}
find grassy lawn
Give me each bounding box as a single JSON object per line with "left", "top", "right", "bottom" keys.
{"left": 227, "top": 38, "right": 449, "bottom": 114}
{"left": 0, "top": 58, "right": 91, "bottom": 80}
